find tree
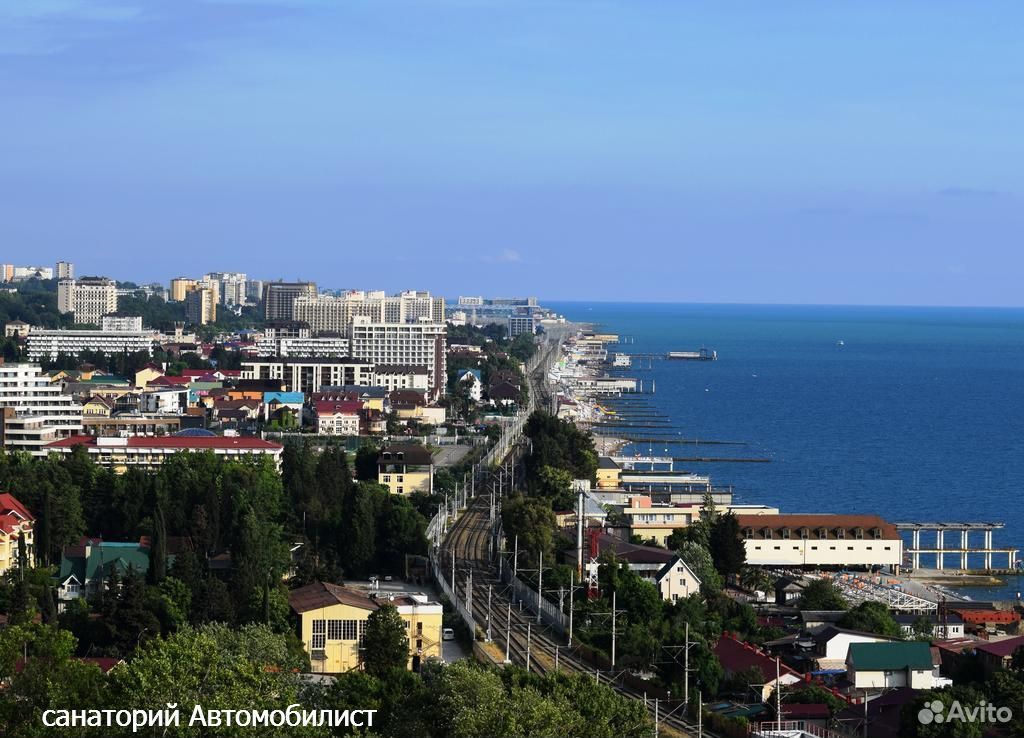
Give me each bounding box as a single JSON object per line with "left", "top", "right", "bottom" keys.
{"left": 708, "top": 513, "right": 746, "bottom": 579}
{"left": 147, "top": 501, "right": 167, "bottom": 585}
{"left": 797, "top": 579, "right": 848, "bottom": 611}
{"left": 838, "top": 601, "right": 901, "bottom": 638}
{"left": 675, "top": 540, "right": 723, "bottom": 593}
{"left": 362, "top": 604, "right": 409, "bottom": 677}
{"left": 500, "top": 494, "right": 557, "bottom": 568}
{"left": 355, "top": 443, "right": 380, "bottom": 481}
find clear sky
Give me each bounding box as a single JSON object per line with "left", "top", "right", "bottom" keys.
{"left": 2, "top": 1, "right": 1021, "bottom": 305}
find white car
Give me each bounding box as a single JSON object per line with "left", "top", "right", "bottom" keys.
{"left": 442, "top": 628, "right": 456, "bottom": 641}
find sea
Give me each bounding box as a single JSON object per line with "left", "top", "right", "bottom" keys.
{"left": 547, "top": 302, "right": 1024, "bottom": 601}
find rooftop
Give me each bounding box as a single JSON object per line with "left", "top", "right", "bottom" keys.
{"left": 46, "top": 435, "right": 282, "bottom": 450}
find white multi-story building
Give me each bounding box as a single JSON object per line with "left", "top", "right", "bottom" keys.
{"left": 56, "top": 261, "right": 74, "bottom": 280}
{"left": 26, "top": 329, "right": 153, "bottom": 362}
{"left": 737, "top": 514, "right": 903, "bottom": 570}
{"left": 57, "top": 277, "right": 117, "bottom": 325}
{"left": 204, "top": 272, "right": 248, "bottom": 306}
{"left": 101, "top": 314, "right": 144, "bottom": 332}
{"left": 0, "top": 364, "right": 83, "bottom": 455}
{"left": 350, "top": 317, "right": 446, "bottom": 399}
{"left": 294, "top": 291, "right": 446, "bottom": 335}
{"left": 255, "top": 335, "right": 350, "bottom": 358}
{"left": 241, "top": 358, "right": 376, "bottom": 393}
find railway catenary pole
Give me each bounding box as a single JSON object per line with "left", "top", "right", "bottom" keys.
{"left": 537, "top": 549, "right": 543, "bottom": 624}
{"left": 611, "top": 590, "right": 617, "bottom": 669}
{"left": 684, "top": 622, "right": 689, "bottom": 707}
{"left": 486, "top": 585, "right": 492, "bottom": 641}
{"left": 526, "top": 623, "right": 532, "bottom": 672}
{"left": 504, "top": 603, "right": 511, "bottom": 663}
{"left": 568, "top": 570, "right": 574, "bottom": 647}
{"left": 513, "top": 535, "right": 518, "bottom": 577}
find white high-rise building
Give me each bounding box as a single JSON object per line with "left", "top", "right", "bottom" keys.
{"left": 26, "top": 328, "right": 152, "bottom": 362}
{"left": 57, "top": 277, "right": 118, "bottom": 325}
{"left": 0, "top": 364, "right": 83, "bottom": 455}
{"left": 203, "top": 272, "right": 248, "bottom": 306}
{"left": 350, "top": 317, "right": 447, "bottom": 398}
{"left": 56, "top": 261, "right": 74, "bottom": 280}
{"left": 294, "top": 291, "right": 445, "bottom": 335}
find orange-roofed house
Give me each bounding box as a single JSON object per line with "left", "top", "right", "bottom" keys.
{"left": 0, "top": 493, "right": 34, "bottom": 574}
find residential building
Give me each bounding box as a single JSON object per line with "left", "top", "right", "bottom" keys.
{"left": 263, "top": 282, "right": 317, "bottom": 321}
{"left": 293, "top": 290, "right": 445, "bottom": 335}
{"left": 373, "top": 365, "right": 430, "bottom": 393}
{"left": 0, "top": 493, "right": 34, "bottom": 575}
{"left": 973, "top": 636, "right": 1024, "bottom": 675}
{"left": 184, "top": 285, "right": 217, "bottom": 325}
{"left": 582, "top": 533, "right": 700, "bottom": 601}
{"left": 350, "top": 318, "right": 446, "bottom": 400}
{"left": 4, "top": 320, "right": 30, "bottom": 338}
{"left": 57, "top": 277, "right": 117, "bottom": 324}
{"left": 0, "top": 363, "right": 83, "bottom": 455}
{"left": 44, "top": 434, "right": 284, "bottom": 472}
{"left": 26, "top": 328, "right": 152, "bottom": 362}
{"left": 0, "top": 265, "right": 53, "bottom": 281}
{"left": 56, "top": 261, "right": 74, "bottom": 280}
{"left": 846, "top": 642, "right": 937, "bottom": 690}
{"left": 203, "top": 272, "right": 248, "bottom": 306}
{"left": 621, "top": 497, "right": 698, "bottom": 547}
{"left": 507, "top": 310, "right": 537, "bottom": 338}
{"left": 289, "top": 581, "right": 443, "bottom": 673}
{"left": 313, "top": 400, "right": 362, "bottom": 436}
{"left": 56, "top": 536, "right": 185, "bottom": 603}
{"left": 241, "top": 357, "right": 375, "bottom": 394}
{"left": 255, "top": 334, "right": 350, "bottom": 358}
{"left": 246, "top": 279, "right": 264, "bottom": 305}
{"left": 101, "top": 314, "right": 144, "bottom": 332}
{"left": 736, "top": 514, "right": 903, "bottom": 570}
{"left": 169, "top": 277, "right": 198, "bottom": 302}
{"left": 809, "top": 625, "right": 898, "bottom": 670}
{"left": 713, "top": 634, "right": 804, "bottom": 702}
{"left": 455, "top": 369, "right": 482, "bottom": 402}
{"left": 263, "top": 391, "right": 304, "bottom": 422}
{"left": 895, "top": 612, "right": 965, "bottom": 640}
{"left": 377, "top": 444, "right": 434, "bottom": 495}
{"left": 82, "top": 414, "right": 182, "bottom": 437}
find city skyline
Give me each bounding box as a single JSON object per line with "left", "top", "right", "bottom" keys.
{"left": 3, "top": 1, "right": 1023, "bottom": 306}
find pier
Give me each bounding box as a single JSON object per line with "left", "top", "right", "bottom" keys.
{"left": 896, "top": 522, "right": 1018, "bottom": 571}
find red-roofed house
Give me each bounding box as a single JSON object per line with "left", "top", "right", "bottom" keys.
{"left": 0, "top": 493, "right": 34, "bottom": 574}
{"left": 713, "top": 633, "right": 805, "bottom": 701}
{"left": 313, "top": 401, "right": 362, "bottom": 436}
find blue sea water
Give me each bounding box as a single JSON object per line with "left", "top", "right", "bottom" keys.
{"left": 547, "top": 302, "right": 1024, "bottom": 601}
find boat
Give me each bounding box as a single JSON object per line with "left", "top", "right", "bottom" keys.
{"left": 836, "top": 340, "right": 844, "bottom": 347}
{"left": 667, "top": 348, "right": 717, "bottom": 361}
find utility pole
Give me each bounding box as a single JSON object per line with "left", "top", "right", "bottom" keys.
{"left": 466, "top": 569, "right": 472, "bottom": 613}
{"left": 698, "top": 691, "right": 703, "bottom": 738}
{"left": 684, "top": 622, "right": 690, "bottom": 706}
{"left": 568, "top": 570, "right": 574, "bottom": 647}
{"left": 775, "top": 657, "right": 782, "bottom": 733}
{"left": 611, "top": 590, "right": 617, "bottom": 669}
{"left": 554, "top": 645, "right": 559, "bottom": 672}
{"left": 537, "top": 549, "right": 544, "bottom": 624}
{"left": 486, "top": 585, "right": 493, "bottom": 641}
{"left": 513, "top": 535, "right": 518, "bottom": 577}
{"left": 575, "top": 487, "right": 584, "bottom": 577}
{"left": 526, "top": 623, "right": 532, "bottom": 672}
{"left": 504, "top": 603, "right": 511, "bottom": 663}
{"left": 654, "top": 699, "right": 659, "bottom": 738}
{"left": 451, "top": 551, "right": 455, "bottom": 592}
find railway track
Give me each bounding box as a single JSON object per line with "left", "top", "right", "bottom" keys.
{"left": 440, "top": 496, "right": 705, "bottom": 737}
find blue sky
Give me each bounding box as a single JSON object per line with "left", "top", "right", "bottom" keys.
{"left": 2, "top": 1, "right": 1022, "bottom": 305}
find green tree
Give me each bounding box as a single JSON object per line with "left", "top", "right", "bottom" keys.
{"left": 797, "top": 579, "right": 848, "bottom": 611}
{"left": 838, "top": 601, "right": 901, "bottom": 638}
{"left": 362, "top": 604, "right": 409, "bottom": 677}
{"left": 708, "top": 512, "right": 746, "bottom": 580}
{"left": 675, "top": 540, "right": 723, "bottom": 593}
{"left": 500, "top": 494, "right": 557, "bottom": 568}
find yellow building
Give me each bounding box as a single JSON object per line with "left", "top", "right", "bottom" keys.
{"left": 81, "top": 396, "right": 113, "bottom": 418}
{"left": 289, "top": 582, "right": 443, "bottom": 673}
{"left": 134, "top": 365, "right": 164, "bottom": 390}
{"left": 0, "top": 493, "right": 34, "bottom": 575}
{"left": 596, "top": 457, "right": 621, "bottom": 489}
{"left": 377, "top": 445, "right": 434, "bottom": 495}
{"left": 622, "top": 496, "right": 697, "bottom": 547}
{"left": 169, "top": 277, "right": 198, "bottom": 302}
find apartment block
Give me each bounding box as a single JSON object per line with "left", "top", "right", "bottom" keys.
{"left": 26, "top": 328, "right": 152, "bottom": 362}
{"left": 263, "top": 282, "right": 317, "bottom": 321}
{"left": 350, "top": 317, "right": 446, "bottom": 399}
{"left": 184, "top": 286, "right": 217, "bottom": 325}
{"left": 203, "top": 272, "right": 248, "bottom": 306}
{"left": 0, "top": 364, "right": 83, "bottom": 455}
{"left": 57, "top": 277, "right": 117, "bottom": 325}
{"left": 294, "top": 290, "right": 445, "bottom": 335}
{"left": 241, "top": 357, "right": 375, "bottom": 393}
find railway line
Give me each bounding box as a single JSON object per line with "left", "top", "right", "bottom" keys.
{"left": 440, "top": 494, "right": 705, "bottom": 737}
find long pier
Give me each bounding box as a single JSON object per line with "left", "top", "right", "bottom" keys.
{"left": 896, "top": 522, "right": 1018, "bottom": 571}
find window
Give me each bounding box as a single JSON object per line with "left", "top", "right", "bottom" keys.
{"left": 847, "top": 546, "right": 854, "bottom": 551}
{"left": 884, "top": 546, "right": 892, "bottom": 551}
{"left": 312, "top": 620, "right": 326, "bottom": 650}
{"left": 773, "top": 545, "right": 781, "bottom": 550}
{"left": 417, "top": 621, "right": 423, "bottom": 633}
{"left": 810, "top": 545, "right": 819, "bottom": 551}
{"left": 829, "top": 546, "right": 836, "bottom": 550}
{"left": 326, "top": 620, "right": 359, "bottom": 641}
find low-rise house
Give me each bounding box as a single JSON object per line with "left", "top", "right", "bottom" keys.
{"left": 846, "top": 641, "right": 937, "bottom": 690}
{"left": 263, "top": 391, "right": 304, "bottom": 422}
{"left": 377, "top": 444, "right": 434, "bottom": 495}
{"left": 973, "top": 635, "right": 1024, "bottom": 675}
{"left": 621, "top": 496, "right": 697, "bottom": 547}
{"left": 455, "top": 369, "right": 483, "bottom": 402}
{"left": 895, "top": 612, "right": 965, "bottom": 640}
{"left": 81, "top": 395, "right": 114, "bottom": 418}
{"left": 57, "top": 537, "right": 153, "bottom": 603}
{"left": 488, "top": 380, "right": 520, "bottom": 407}
{"left": 289, "top": 582, "right": 443, "bottom": 673}
{"left": 580, "top": 533, "right": 700, "bottom": 601}
{"left": 596, "top": 456, "right": 621, "bottom": 489}
{"left": 140, "top": 387, "right": 189, "bottom": 414}
{"left": 313, "top": 400, "right": 362, "bottom": 436}
{"left": 0, "top": 493, "right": 34, "bottom": 575}
{"left": 810, "top": 626, "right": 898, "bottom": 670}
{"left": 713, "top": 633, "right": 804, "bottom": 702}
